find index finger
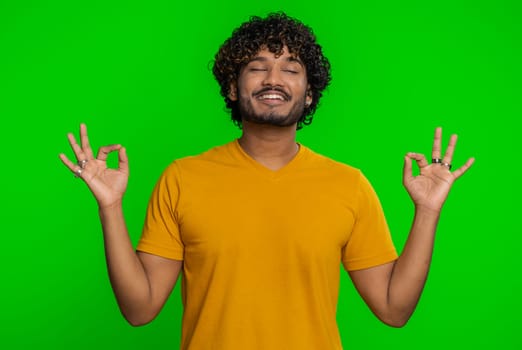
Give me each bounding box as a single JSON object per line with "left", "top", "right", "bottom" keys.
{"left": 80, "top": 123, "right": 95, "bottom": 160}
{"left": 432, "top": 127, "right": 442, "bottom": 160}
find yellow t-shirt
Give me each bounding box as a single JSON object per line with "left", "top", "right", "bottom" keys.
{"left": 137, "top": 140, "right": 398, "bottom": 349}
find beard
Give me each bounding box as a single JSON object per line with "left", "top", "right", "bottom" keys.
{"left": 238, "top": 93, "right": 306, "bottom": 127}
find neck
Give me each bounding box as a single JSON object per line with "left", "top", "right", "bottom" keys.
{"left": 238, "top": 120, "right": 299, "bottom": 171}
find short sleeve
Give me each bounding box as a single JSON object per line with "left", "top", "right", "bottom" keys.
{"left": 341, "top": 172, "right": 397, "bottom": 271}
{"left": 136, "top": 162, "right": 184, "bottom": 260}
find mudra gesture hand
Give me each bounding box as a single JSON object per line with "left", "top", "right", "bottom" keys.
{"left": 59, "top": 123, "right": 129, "bottom": 208}
{"left": 403, "top": 127, "right": 475, "bottom": 212}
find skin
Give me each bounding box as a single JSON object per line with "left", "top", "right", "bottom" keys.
{"left": 350, "top": 130, "right": 474, "bottom": 326}
{"left": 59, "top": 46, "right": 474, "bottom": 328}
{"left": 233, "top": 47, "right": 312, "bottom": 128}
{"left": 59, "top": 126, "right": 181, "bottom": 326}
{"left": 230, "top": 47, "right": 312, "bottom": 170}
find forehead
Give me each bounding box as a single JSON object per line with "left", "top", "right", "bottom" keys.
{"left": 248, "top": 46, "right": 303, "bottom": 65}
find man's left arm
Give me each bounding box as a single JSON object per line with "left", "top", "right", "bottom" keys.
{"left": 349, "top": 127, "right": 474, "bottom": 327}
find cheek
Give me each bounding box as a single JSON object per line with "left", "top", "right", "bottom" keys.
{"left": 291, "top": 78, "right": 308, "bottom": 93}
{"left": 237, "top": 78, "right": 256, "bottom": 97}
{"left": 238, "top": 89, "right": 252, "bottom": 101}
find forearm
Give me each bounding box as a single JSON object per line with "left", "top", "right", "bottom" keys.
{"left": 99, "top": 202, "right": 152, "bottom": 325}
{"left": 386, "top": 206, "right": 440, "bottom": 325}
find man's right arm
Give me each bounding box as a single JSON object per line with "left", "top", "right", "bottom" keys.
{"left": 99, "top": 202, "right": 182, "bottom": 326}
{"left": 60, "top": 123, "right": 182, "bottom": 326}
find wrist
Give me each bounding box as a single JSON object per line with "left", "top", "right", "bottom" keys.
{"left": 414, "top": 203, "right": 442, "bottom": 216}
{"left": 98, "top": 199, "right": 124, "bottom": 212}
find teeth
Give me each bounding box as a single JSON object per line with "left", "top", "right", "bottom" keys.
{"left": 258, "top": 94, "right": 285, "bottom": 100}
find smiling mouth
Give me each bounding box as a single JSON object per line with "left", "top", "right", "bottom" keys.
{"left": 257, "top": 93, "right": 286, "bottom": 101}
{"left": 254, "top": 89, "right": 290, "bottom": 102}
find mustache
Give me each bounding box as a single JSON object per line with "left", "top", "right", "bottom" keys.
{"left": 253, "top": 87, "right": 290, "bottom": 100}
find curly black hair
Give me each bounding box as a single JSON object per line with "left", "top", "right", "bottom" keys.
{"left": 212, "top": 12, "right": 332, "bottom": 130}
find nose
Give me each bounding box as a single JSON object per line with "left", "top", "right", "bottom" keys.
{"left": 262, "top": 67, "right": 283, "bottom": 86}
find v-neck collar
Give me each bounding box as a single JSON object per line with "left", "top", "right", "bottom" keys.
{"left": 232, "top": 139, "right": 307, "bottom": 180}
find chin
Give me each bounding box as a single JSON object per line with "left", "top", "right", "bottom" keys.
{"left": 240, "top": 102, "right": 304, "bottom": 128}
{"left": 244, "top": 113, "right": 300, "bottom": 127}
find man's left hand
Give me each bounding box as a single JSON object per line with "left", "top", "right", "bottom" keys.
{"left": 403, "top": 127, "right": 475, "bottom": 212}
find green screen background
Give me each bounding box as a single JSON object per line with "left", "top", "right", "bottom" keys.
{"left": 1, "top": 0, "right": 520, "bottom": 349}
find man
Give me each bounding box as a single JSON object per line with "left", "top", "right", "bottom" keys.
{"left": 59, "top": 12, "right": 474, "bottom": 350}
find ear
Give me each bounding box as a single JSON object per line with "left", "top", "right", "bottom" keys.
{"left": 305, "top": 86, "right": 312, "bottom": 107}
{"left": 228, "top": 81, "right": 238, "bottom": 101}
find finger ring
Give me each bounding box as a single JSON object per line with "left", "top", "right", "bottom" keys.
{"left": 78, "top": 159, "right": 88, "bottom": 169}
{"left": 441, "top": 162, "right": 452, "bottom": 170}
{"left": 74, "top": 168, "right": 83, "bottom": 178}
{"left": 432, "top": 158, "right": 442, "bottom": 164}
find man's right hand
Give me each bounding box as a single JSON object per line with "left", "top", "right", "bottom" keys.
{"left": 59, "top": 123, "right": 182, "bottom": 326}
{"left": 59, "top": 123, "right": 129, "bottom": 208}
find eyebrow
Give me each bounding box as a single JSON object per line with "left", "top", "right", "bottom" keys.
{"left": 247, "top": 56, "right": 304, "bottom": 67}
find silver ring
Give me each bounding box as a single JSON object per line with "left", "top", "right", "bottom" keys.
{"left": 432, "top": 158, "right": 442, "bottom": 164}
{"left": 441, "top": 162, "right": 452, "bottom": 170}
{"left": 74, "top": 168, "right": 83, "bottom": 178}
{"left": 78, "top": 159, "right": 88, "bottom": 169}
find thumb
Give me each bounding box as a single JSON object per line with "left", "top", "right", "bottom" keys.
{"left": 403, "top": 154, "right": 414, "bottom": 185}
{"left": 118, "top": 146, "right": 129, "bottom": 174}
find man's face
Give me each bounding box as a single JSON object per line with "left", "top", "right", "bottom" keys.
{"left": 230, "top": 46, "right": 312, "bottom": 127}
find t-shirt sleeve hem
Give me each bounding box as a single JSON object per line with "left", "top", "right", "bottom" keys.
{"left": 342, "top": 250, "right": 398, "bottom": 271}
{"left": 136, "top": 241, "right": 184, "bottom": 261}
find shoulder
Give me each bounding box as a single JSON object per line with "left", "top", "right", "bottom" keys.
{"left": 300, "top": 145, "right": 363, "bottom": 183}
{"left": 159, "top": 141, "right": 237, "bottom": 179}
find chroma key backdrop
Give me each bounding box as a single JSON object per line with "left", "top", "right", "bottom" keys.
{"left": 1, "top": 1, "right": 520, "bottom": 349}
